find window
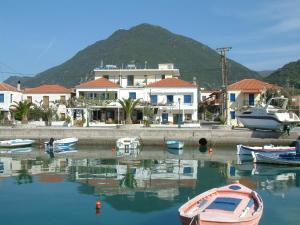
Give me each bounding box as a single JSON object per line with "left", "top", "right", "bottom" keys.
{"left": 230, "top": 111, "right": 236, "bottom": 120}
{"left": 27, "top": 96, "right": 32, "bottom": 103}
{"left": 43, "top": 96, "right": 49, "bottom": 107}
{"left": 184, "top": 95, "right": 192, "bottom": 104}
{"left": 150, "top": 95, "right": 157, "bottom": 105}
{"left": 60, "top": 96, "right": 66, "bottom": 104}
{"left": 161, "top": 74, "right": 165, "bottom": 79}
{"left": 185, "top": 114, "right": 192, "bottom": 121}
{"left": 249, "top": 94, "right": 254, "bottom": 106}
{"left": 230, "top": 93, "right": 236, "bottom": 102}
{"left": 127, "top": 75, "right": 134, "bottom": 86}
{"left": 0, "top": 94, "right": 4, "bottom": 103}
{"left": 129, "top": 92, "right": 136, "bottom": 99}
{"left": 167, "top": 95, "right": 173, "bottom": 104}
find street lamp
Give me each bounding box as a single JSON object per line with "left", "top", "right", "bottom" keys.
{"left": 178, "top": 98, "right": 181, "bottom": 128}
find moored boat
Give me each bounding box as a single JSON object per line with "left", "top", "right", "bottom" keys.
{"left": 0, "top": 139, "right": 35, "bottom": 148}
{"left": 166, "top": 140, "right": 184, "bottom": 149}
{"left": 116, "top": 137, "right": 141, "bottom": 150}
{"left": 178, "top": 183, "right": 263, "bottom": 225}
{"left": 237, "top": 144, "right": 296, "bottom": 155}
{"left": 45, "top": 137, "right": 78, "bottom": 150}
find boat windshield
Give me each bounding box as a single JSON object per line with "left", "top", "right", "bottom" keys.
{"left": 267, "top": 98, "right": 287, "bottom": 110}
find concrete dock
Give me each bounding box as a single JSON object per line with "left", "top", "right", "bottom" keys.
{"left": 0, "top": 126, "right": 299, "bottom": 146}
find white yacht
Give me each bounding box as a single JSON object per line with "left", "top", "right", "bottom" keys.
{"left": 237, "top": 97, "right": 300, "bottom": 131}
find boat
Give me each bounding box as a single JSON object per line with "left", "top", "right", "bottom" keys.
{"left": 167, "top": 147, "right": 183, "bottom": 155}
{"left": 237, "top": 97, "right": 300, "bottom": 131}
{"left": 166, "top": 140, "right": 184, "bottom": 149}
{"left": 116, "top": 147, "right": 140, "bottom": 157}
{"left": 0, "top": 139, "right": 35, "bottom": 148}
{"left": 44, "top": 137, "right": 78, "bottom": 150}
{"left": 178, "top": 183, "right": 263, "bottom": 225}
{"left": 237, "top": 144, "right": 296, "bottom": 155}
{"left": 252, "top": 140, "right": 300, "bottom": 166}
{"left": 116, "top": 137, "right": 141, "bottom": 150}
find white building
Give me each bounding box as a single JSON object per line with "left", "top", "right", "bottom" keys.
{"left": 23, "top": 84, "right": 72, "bottom": 119}
{"left": 0, "top": 82, "right": 22, "bottom": 118}
{"left": 73, "top": 63, "right": 198, "bottom": 125}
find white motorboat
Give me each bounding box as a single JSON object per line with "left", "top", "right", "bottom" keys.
{"left": 237, "top": 97, "right": 300, "bottom": 131}
{"left": 0, "top": 139, "right": 35, "bottom": 148}
{"left": 116, "top": 137, "right": 141, "bottom": 150}
{"left": 45, "top": 137, "right": 78, "bottom": 150}
{"left": 237, "top": 144, "right": 296, "bottom": 155}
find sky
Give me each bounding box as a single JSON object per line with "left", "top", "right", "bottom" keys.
{"left": 0, "top": 0, "right": 300, "bottom": 81}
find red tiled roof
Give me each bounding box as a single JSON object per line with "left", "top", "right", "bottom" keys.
{"left": 76, "top": 78, "right": 119, "bottom": 88}
{"left": 228, "top": 79, "right": 276, "bottom": 92}
{"left": 146, "top": 78, "right": 196, "bottom": 87}
{"left": 0, "top": 82, "right": 17, "bottom": 91}
{"left": 24, "top": 84, "right": 71, "bottom": 94}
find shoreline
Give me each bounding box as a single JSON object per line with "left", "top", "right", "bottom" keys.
{"left": 0, "top": 126, "right": 299, "bottom": 146}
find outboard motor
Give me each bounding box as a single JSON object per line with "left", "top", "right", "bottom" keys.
{"left": 296, "top": 140, "right": 300, "bottom": 155}
{"left": 46, "top": 138, "right": 55, "bottom": 150}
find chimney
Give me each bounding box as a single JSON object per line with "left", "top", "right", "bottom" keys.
{"left": 17, "top": 81, "right": 21, "bottom": 91}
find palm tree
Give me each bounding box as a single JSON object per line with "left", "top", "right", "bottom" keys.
{"left": 11, "top": 101, "right": 32, "bottom": 124}
{"left": 118, "top": 98, "right": 140, "bottom": 124}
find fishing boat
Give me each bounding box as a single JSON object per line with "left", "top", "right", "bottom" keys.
{"left": 237, "top": 97, "right": 300, "bottom": 131}
{"left": 178, "top": 183, "right": 263, "bottom": 225}
{"left": 237, "top": 144, "right": 296, "bottom": 155}
{"left": 116, "top": 137, "right": 141, "bottom": 150}
{"left": 166, "top": 140, "right": 184, "bottom": 149}
{"left": 44, "top": 137, "right": 78, "bottom": 150}
{"left": 0, "top": 139, "right": 35, "bottom": 148}
{"left": 252, "top": 140, "right": 300, "bottom": 166}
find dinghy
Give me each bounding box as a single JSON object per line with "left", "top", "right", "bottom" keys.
{"left": 178, "top": 183, "right": 263, "bottom": 225}
{"left": 252, "top": 140, "right": 300, "bottom": 166}
{"left": 237, "top": 144, "right": 296, "bottom": 155}
{"left": 45, "top": 137, "right": 78, "bottom": 150}
{"left": 0, "top": 139, "right": 35, "bottom": 148}
{"left": 166, "top": 140, "right": 184, "bottom": 149}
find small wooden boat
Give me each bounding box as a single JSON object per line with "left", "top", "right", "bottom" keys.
{"left": 166, "top": 140, "right": 184, "bottom": 149}
{"left": 45, "top": 137, "right": 78, "bottom": 150}
{"left": 116, "top": 137, "right": 141, "bottom": 150}
{"left": 237, "top": 144, "right": 295, "bottom": 155}
{"left": 0, "top": 139, "right": 35, "bottom": 148}
{"left": 178, "top": 183, "right": 263, "bottom": 225}
{"left": 252, "top": 152, "right": 300, "bottom": 166}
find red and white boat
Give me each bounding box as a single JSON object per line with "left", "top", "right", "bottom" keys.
{"left": 237, "top": 144, "right": 295, "bottom": 155}
{"left": 178, "top": 183, "right": 263, "bottom": 225}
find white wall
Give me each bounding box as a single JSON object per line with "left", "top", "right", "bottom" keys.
{"left": 0, "top": 91, "right": 22, "bottom": 111}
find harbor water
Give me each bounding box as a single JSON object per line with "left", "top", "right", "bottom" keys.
{"left": 0, "top": 146, "right": 299, "bottom": 225}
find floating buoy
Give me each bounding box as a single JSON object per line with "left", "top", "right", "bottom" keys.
{"left": 208, "top": 148, "right": 213, "bottom": 154}
{"left": 96, "top": 200, "right": 101, "bottom": 209}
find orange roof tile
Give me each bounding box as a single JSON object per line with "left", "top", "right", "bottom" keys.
{"left": 24, "top": 84, "right": 71, "bottom": 94}
{"left": 228, "top": 79, "right": 276, "bottom": 92}
{"left": 76, "top": 78, "right": 119, "bottom": 88}
{"left": 146, "top": 78, "right": 196, "bottom": 88}
{"left": 0, "top": 82, "right": 17, "bottom": 91}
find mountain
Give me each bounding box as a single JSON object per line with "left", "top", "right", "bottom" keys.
{"left": 5, "top": 23, "right": 259, "bottom": 88}
{"left": 265, "top": 60, "right": 300, "bottom": 89}
{"left": 257, "top": 70, "right": 274, "bottom": 77}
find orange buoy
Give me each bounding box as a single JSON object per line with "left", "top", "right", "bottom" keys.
{"left": 96, "top": 200, "right": 101, "bottom": 209}
{"left": 208, "top": 148, "right": 213, "bottom": 154}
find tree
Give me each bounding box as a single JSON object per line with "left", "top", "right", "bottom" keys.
{"left": 118, "top": 98, "right": 140, "bottom": 124}
{"left": 11, "top": 101, "right": 32, "bottom": 124}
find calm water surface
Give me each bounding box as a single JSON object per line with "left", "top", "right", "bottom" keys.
{"left": 0, "top": 146, "right": 300, "bottom": 225}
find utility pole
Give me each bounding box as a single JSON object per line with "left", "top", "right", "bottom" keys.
{"left": 216, "top": 47, "right": 232, "bottom": 125}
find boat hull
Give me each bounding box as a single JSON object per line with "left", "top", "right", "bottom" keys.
{"left": 0, "top": 139, "right": 35, "bottom": 148}
{"left": 237, "top": 144, "right": 296, "bottom": 155}
{"left": 180, "top": 215, "right": 262, "bottom": 225}
{"left": 253, "top": 152, "right": 300, "bottom": 166}
{"left": 237, "top": 116, "right": 285, "bottom": 131}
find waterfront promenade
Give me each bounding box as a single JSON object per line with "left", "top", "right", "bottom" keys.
{"left": 0, "top": 125, "right": 299, "bottom": 146}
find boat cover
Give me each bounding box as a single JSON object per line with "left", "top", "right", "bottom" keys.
{"left": 206, "top": 197, "right": 242, "bottom": 211}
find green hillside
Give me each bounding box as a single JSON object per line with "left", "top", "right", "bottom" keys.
{"left": 5, "top": 23, "right": 259, "bottom": 88}
{"left": 265, "top": 60, "right": 300, "bottom": 89}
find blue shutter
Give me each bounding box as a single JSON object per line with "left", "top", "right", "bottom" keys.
{"left": 0, "top": 94, "right": 4, "bottom": 103}
{"left": 150, "top": 95, "right": 157, "bottom": 105}
{"left": 184, "top": 95, "right": 192, "bottom": 103}
{"left": 230, "top": 111, "right": 236, "bottom": 119}
{"left": 230, "top": 93, "right": 236, "bottom": 102}
{"left": 129, "top": 92, "right": 136, "bottom": 99}
{"left": 167, "top": 95, "right": 173, "bottom": 104}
